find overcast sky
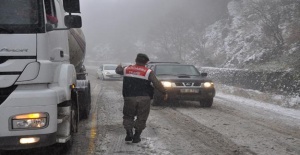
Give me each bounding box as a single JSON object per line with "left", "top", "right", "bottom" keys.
{"left": 80, "top": 0, "right": 181, "bottom": 51}
{"left": 79, "top": 0, "right": 230, "bottom": 62}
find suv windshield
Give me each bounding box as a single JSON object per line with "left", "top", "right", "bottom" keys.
{"left": 156, "top": 65, "right": 200, "bottom": 76}
{"left": 0, "top": 0, "right": 44, "bottom": 33}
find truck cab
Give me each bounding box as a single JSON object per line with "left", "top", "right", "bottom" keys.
{"left": 0, "top": 0, "right": 90, "bottom": 150}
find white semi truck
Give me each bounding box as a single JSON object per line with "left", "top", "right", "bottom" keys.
{"left": 0, "top": 0, "right": 91, "bottom": 150}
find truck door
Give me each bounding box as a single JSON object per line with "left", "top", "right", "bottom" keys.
{"left": 45, "top": 0, "right": 69, "bottom": 62}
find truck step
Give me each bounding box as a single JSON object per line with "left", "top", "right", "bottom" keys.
{"left": 56, "top": 135, "right": 71, "bottom": 143}
{"left": 57, "top": 115, "right": 70, "bottom": 124}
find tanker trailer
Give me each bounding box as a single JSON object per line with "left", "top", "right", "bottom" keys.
{"left": 69, "top": 28, "right": 91, "bottom": 119}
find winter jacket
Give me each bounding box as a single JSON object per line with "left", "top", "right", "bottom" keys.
{"left": 116, "top": 64, "right": 166, "bottom": 98}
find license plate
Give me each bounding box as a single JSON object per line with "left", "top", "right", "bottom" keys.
{"left": 180, "top": 89, "right": 199, "bottom": 93}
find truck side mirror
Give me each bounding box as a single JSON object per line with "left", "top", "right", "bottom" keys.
{"left": 64, "top": 15, "right": 82, "bottom": 28}
{"left": 201, "top": 73, "right": 208, "bottom": 77}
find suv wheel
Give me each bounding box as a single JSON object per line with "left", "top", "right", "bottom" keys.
{"left": 199, "top": 98, "right": 213, "bottom": 107}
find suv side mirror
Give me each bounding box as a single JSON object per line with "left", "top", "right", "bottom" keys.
{"left": 201, "top": 73, "right": 208, "bottom": 77}
{"left": 64, "top": 15, "right": 82, "bottom": 28}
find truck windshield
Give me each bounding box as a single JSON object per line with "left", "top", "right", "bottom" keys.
{"left": 0, "top": 0, "right": 44, "bottom": 33}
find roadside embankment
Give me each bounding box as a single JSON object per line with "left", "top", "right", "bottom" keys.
{"left": 199, "top": 67, "right": 300, "bottom": 109}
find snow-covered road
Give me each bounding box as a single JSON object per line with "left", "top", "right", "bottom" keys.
{"left": 67, "top": 68, "right": 300, "bottom": 155}
{"left": 3, "top": 67, "right": 299, "bottom": 155}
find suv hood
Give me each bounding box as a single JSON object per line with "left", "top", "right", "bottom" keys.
{"left": 157, "top": 75, "right": 213, "bottom": 82}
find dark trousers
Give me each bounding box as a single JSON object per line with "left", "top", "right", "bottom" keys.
{"left": 123, "top": 96, "right": 151, "bottom": 131}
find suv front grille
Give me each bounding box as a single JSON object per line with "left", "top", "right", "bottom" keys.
{"left": 174, "top": 82, "right": 201, "bottom": 87}
{"left": 193, "top": 82, "right": 201, "bottom": 86}
{"left": 175, "top": 82, "right": 184, "bottom": 86}
{"left": 0, "top": 85, "right": 17, "bottom": 105}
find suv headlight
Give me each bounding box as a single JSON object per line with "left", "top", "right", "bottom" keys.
{"left": 161, "top": 81, "right": 172, "bottom": 87}
{"left": 202, "top": 82, "right": 214, "bottom": 88}
{"left": 11, "top": 113, "right": 48, "bottom": 130}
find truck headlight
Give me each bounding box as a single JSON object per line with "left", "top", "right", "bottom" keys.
{"left": 161, "top": 81, "right": 172, "bottom": 87}
{"left": 104, "top": 72, "right": 110, "bottom": 75}
{"left": 11, "top": 113, "right": 48, "bottom": 130}
{"left": 202, "top": 82, "right": 214, "bottom": 88}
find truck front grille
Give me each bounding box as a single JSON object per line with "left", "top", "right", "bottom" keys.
{"left": 0, "top": 85, "right": 17, "bottom": 105}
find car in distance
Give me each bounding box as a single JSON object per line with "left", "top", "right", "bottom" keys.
{"left": 147, "top": 62, "right": 215, "bottom": 107}
{"left": 97, "top": 64, "right": 122, "bottom": 80}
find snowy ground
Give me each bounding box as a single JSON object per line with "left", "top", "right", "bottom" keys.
{"left": 216, "top": 83, "right": 300, "bottom": 110}
{"left": 5, "top": 66, "right": 298, "bottom": 155}
{"left": 1, "top": 53, "right": 299, "bottom": 155}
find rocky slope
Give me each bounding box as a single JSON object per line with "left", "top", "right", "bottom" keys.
{"left": 204, "top": 0, "right": 300, "bottom": 71}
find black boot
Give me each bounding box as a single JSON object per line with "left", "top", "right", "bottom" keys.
{"left": 132, "top": 130, "right": 142, "bottom": 143}
{"left": 125, "top": 129, "right": 133, "bottom": 141}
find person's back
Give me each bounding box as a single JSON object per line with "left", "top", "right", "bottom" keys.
{"left": 122, "top": 64, "right": 152, "bottom": 97}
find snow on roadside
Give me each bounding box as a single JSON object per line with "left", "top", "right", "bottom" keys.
{"left": 216, "top": 84, "right": 300, "bottom": 119}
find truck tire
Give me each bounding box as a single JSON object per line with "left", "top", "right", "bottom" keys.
{"left": 72, "top": 97, "right": 79, "bottom": 133}
{"left": 87, "top": 82, "right": 91, "bottom": 109}
{"left": 79, "top": 93, "right": 89, "bottom": 119}
{"left": 199, "top": 98, "right": 213, "bottom": 107}
{"left": 80, "top": 83, "right": 91, "bottom": 119}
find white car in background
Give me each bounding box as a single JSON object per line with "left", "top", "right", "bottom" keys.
{"left": 97, "top": 64, "right": 122, "bottom": 80}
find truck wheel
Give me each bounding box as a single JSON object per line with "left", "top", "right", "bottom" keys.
{"left": 71, "top": 100, "right": 79, "bottom": 133}
{"left": 87, "top": 82, "right": 91, "bottom": 110}
{"left": 80, "top": 86, "right": 91, "bottom": 120}
{"left": 199, "top": 98, "right": 213, "bottom": 107}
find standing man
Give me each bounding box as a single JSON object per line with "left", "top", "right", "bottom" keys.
{"left": 116, "top": 53, "right": 167, "bottom": 143}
